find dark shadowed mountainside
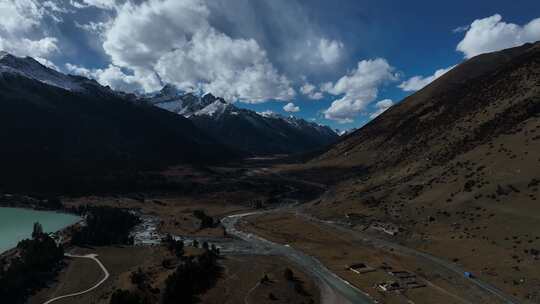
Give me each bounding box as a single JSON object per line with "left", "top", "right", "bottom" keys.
{"left": 0, "top": 53, "right": 237, "bottom": 193}
{"left": 145, "top": 88, "right": 339, "bottom": 155}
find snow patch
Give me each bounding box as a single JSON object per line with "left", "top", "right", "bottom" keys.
{"left": 194, "top": 100, "right": 229, "bottom": 117}
{"left": 0, "top": 52, "right": 84, "bottom": 91}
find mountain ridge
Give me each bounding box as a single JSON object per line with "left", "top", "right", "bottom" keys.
{"left": 295, "top": 42, "right": 540, "bottom": 302}
{"left": 0, "top": 51, "right": 238, "bottom": 193}
{"left": 314, "top": 41, "right": 540, "bottom": 169}
{"left": 0, "top": 52, "right": 103, "bottom": 92}
{"left": 143, "top": 86, "right": 339, "bottom": 155}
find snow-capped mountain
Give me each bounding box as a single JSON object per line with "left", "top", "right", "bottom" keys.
{"left": 0, "top": 52, "right": 236, "bottom": 191}
{"left": 148, "top": 85, "right": 232, "bottom": 118}
{"left": 336, "top": 128, "right": 358, "bottom": 136}
{"left": 0, "top": 51, "right": 337, "bottom": 157}
{"left": 0, "top": 51, "right": 101, "bottom": 92}
{"left": 144, "top": 86, "right": 339, "bottom": 155}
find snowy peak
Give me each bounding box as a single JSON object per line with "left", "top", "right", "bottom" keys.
{"left": 160, "top": 84, "right": 182, "bottom": 97}
{"left": 255, "top": 111, "right": 335, "bottom": 135}
{"left": 257, "top": 110, "right": 281, "bottom": 119}
{"left": 336, "top": 128, "right": 358, "bottom": 136}
{"left": 195, "top": 99, "right": 231, "bottom": 117}
{"left": 144, "top": 86, "right": 339, "bottom": 155}
{"left": 147, "top": 85, "right": 337, "bottom": 136}
{"left": 0, "top": 51, "right": 105, "bottom": 92}
{"left": 0, "top": 52, "right": 78, "bottom": 91}
{"left": 196, "top": 94, "right": 232, "bottom": 117}
{"left": 285, "top": 116, "right": 337, "bottom": 136}
{"left": 147, "top": 86, "right": 233, "bottom": 118}
{"left": 148, "top": 83, "right": 185, "bottom": 100}
{"left": 0, "top": 51, "right": 9, "bottom": 60}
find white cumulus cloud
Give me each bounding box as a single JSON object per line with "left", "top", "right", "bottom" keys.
{"left": 323, "top": 58, "right": 396, "bottom": 123}
{"left": 65, "top": 63, "right": 160, "bottom": 93}
{"left": 300, "top": 82, "right": 324, "bottom": 100}
{"left": 70, "top": 0, "right": 118, "bottom": 10}
{"left": 91, "top": 0, "right": 295, "bottom": 101}
{"left": 369, "top": 99, "right": 394, "bottom": 119}
{"left": 75, "top": 20, "right": 110, "bottom": 37}
{"left": 291, "top": 38, "right": 344, "bottom": 69}
{"left": 155, "top": 28, "right": 294, "bottom": 103}
{"left": 283, "top": 102, "right": 300, "bottom": 113}
{"left": 0, "top": 0, "right": 60, "bottom": 59}
{"left": 452, "top": 25, "right": 470, "bottom": 33}
{"left": 318, "top": 38, "right": 344, "bottom": 65}
{"left": 457, "top": 14, "right": 540, "bottom": 59}
{"left": 0, "top": 0, "right": 44, "bottom": 32}
{"left": 398, "top": 65, "right": 455, "bottom": 92}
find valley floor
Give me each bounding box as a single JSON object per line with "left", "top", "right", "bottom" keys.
{"left": 31, "top": 245, "right": 319, "bottom": 304}
{"left": 239, "top": 211, "right": 512, "bottom": 304}
{"left": 24, "top": 159, "right": 537, "bottom": 304}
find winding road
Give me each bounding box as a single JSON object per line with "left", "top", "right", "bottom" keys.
{"left": 43, "top": 253, "right": 110, "bottom": 304}
{"left": 41, "top": 208, "right": 517, "bottom": 304}
{"left": 222, "top": 210, "right": 520, "bottom": 304}
{"left": 222, "top": 212, "right": 375, "bottom": 304}
{"left": 296, "top": 211, "right": 520, "bottom": 304}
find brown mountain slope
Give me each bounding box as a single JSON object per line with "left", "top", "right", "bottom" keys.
{"left": 299, "top": 42, "right": 540, "bottom": 302}
{"left": 316, "top": 41, "right": 540, "bottom": 171}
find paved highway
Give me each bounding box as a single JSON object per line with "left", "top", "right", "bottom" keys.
{"left": 222, "top": 209, "right": 519, "bottom": 304}
{"left": 222, "top": 212, "right": 376, "bottom": 304}
{"left": 297, "top": 211, "right": 520, "bottom": 304}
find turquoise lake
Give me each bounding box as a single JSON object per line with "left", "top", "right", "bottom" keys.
{"left": 0, "top": 207, "right": 81, "bottom": 253}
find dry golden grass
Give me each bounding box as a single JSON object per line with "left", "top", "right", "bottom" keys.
{"left": 203, "top": 255, "right": 320, "bottom": 304}
{"left": 29, "top": 246, "right": 170, "bottom": 304}
{"left": 240, "top": 212, "right": 507, "bottom": 304}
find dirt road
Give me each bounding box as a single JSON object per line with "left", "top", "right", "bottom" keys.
{"left": 42, "top": 253, "right": 109, "bottom": 304}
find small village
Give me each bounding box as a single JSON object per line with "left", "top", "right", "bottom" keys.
{"left": 348, "top": 262, "right": 427, "bottom": 293}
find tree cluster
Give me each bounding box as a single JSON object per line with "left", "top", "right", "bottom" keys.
{"left": 163, "top": 234, "right": 185, "bottom": 258}
{"left": 109, "top": 289, "right": 150, "bottom": 304}
{"left": 0, "top": 74, "right": 236, "bottom": 195}
{"left": 0, "top": 223, "right": 64, "bottom": 303}
{"left": 193, "top": 210, "right": 216, "bottom": 229}
{"left": 162, "top": 249, "right": 221, "bottom": 304}
{"left": 71, "top": 206, "right": 140, "bottom": 246}
{"left": 38, "top": 197, "right": 64, "bottom": 210}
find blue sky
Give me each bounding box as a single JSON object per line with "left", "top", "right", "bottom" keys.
{"left": 1, "top": 0, "right": 540, "bottom": 131}
{"left": 239, "top": 0, "right": 540, "bottom": 130}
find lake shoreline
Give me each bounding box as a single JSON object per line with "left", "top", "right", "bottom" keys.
{"left": 0, "top": 193, "right": 67, "bottom": 212}
{"left": 0, "top": 207, "right": 83, "bottom": 258}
